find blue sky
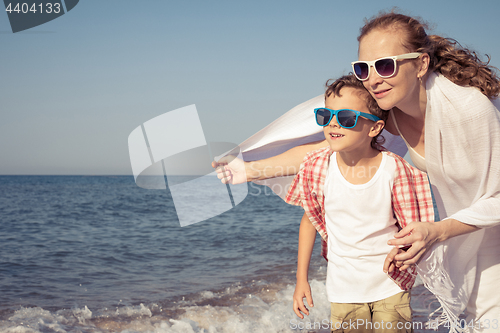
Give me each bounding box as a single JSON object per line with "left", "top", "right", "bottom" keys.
{"left": 1, "top": 0, "right": 499, "bottom": 175}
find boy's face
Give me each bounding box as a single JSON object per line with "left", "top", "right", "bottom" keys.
{"left": 323, "top": 87, "right": 383, "bottom": 153}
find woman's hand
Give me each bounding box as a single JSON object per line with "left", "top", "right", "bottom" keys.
{"left": 386, "top": 219, "right": 479, "bottom": 271}
{"left": 386, "top": 222, "right": 441, "bottom": 271}
{"left": 293, "top": 280, "right": 314, "bottom": 319}
{"left": 212, "top": 155, "right": 248, "bottom": 184}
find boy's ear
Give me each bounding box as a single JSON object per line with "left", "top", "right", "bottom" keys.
{"left": 369, "top": 120, "right": 385, "bottom": 138}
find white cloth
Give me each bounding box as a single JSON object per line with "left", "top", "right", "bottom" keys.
{"left": 412, "top": 72, "right": 500, "bottom": 332}
{"left": 324, "top": 152, "right": 402, "bottom": 303}
{"left": 465, "top": 232, "right": 500, "bottom": 333}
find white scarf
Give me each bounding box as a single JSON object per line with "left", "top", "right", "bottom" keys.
{"left": 415, "top": 72, "right": 500, "bottom": 332}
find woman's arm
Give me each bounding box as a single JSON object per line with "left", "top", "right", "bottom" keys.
{"left": 388, "top": 82, "right": 500, "bottom": 270}
{"left": 212, "top": 140, "right": 328, "bottom": 184}
{"left": 293, "top": 212, "right": 317, "bottom": 319}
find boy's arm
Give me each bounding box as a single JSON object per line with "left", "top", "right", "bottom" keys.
{"left": 293, "top": 212, "right": 317, "bottom": 319}
{"left": 212, "top": 140, "right": 328, "bottom": 184}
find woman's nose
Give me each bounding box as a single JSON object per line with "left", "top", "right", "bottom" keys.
{"left": 367, "top": 66, "right": 384, "bottom": 86}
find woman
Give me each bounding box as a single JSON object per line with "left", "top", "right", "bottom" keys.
{"left": 214, "top": 12, "right": 500, "bottom": 332}
{"left": 355, "top": 13, "right": 500, "bottom": 333}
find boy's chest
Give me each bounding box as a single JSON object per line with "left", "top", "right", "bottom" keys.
{"left": 322, "top": 156, "right": 397, "bottom": 229}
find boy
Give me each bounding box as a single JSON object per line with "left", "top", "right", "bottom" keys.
{"left": 285, "top": 75, "right": 434, "bottom": 332}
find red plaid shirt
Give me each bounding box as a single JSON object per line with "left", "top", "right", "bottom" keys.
{"left": 285, "top": 147, "right": 434, "bottom": 291}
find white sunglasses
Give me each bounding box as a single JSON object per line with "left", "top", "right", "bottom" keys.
{"left": 351, "top": 52, "right": 422, "bottom": 81}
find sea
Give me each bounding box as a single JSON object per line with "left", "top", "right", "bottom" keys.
{"left": 0, "top": 175, "right": 450, "bottom": 333}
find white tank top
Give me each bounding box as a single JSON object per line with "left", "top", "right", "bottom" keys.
{"left": 324, "top": 152, "right": 403, "bottom": 303}
{"left": 390, "top": 111, "right": 427, "bottom": 172}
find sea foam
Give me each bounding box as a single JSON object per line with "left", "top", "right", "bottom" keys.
{"left": 0, "top": 279, "right": 330, "bottom": 333}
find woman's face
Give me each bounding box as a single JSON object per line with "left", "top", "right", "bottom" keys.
{"left": 358, "top": 28, "right": 422, "bottom": 111}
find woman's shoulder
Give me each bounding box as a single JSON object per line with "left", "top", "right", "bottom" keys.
{"left": 427, "top": 72, "right": 498, "bottom": 118}
{"left": 428, "top": 72, "right": 497, "bottom": 102}
{"left": 428, "top": 72, "right": 485, "bottom": 96}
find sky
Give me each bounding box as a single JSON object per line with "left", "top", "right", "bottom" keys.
{"left": 1, "top": 0, "right": 500, "bottom": 175}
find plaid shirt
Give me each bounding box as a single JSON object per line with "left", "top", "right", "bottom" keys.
{"left": 285, "top": 147, "right": 435, "bottom": 291}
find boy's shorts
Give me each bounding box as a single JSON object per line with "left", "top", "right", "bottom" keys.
{"left": 330, "top": 290, "right": 412, "bottom": 333}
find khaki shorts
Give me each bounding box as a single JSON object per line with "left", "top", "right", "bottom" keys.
{"left": 330, "top": 291, "right": 412, "bottom": 333}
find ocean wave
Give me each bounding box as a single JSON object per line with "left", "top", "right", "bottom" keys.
{"left": 0, "top": 278, "right": 331, "bottom": 333}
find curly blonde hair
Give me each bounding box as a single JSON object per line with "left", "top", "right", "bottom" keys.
{"left": 358, "top": 10, "right": 500, "bottom": 98}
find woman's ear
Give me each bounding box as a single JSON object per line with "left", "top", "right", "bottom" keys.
{"left": 369, "top": 120, "right": 385, "bottom": 138}
{"left": 418, "top": 53, "right": 430, "bottom": 77}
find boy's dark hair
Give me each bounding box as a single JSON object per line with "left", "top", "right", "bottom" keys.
{"left": 325, "top": 74, "right": 387, "bottom": 150}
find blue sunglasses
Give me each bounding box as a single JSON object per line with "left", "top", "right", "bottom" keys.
{"left": 314, "top": 108, "right": 381, "bottom": 129}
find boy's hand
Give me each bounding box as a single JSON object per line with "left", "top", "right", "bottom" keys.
{"left": 383, "top": 247, "right": 407, "bottom": 273}
{"left": 293, "top": 280, "right": 314, "bottom": 319}
{"left": 212, "top": 155, "right": 248, "bottom": 184}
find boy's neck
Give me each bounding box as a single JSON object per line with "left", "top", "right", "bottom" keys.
{"left": 336, "top": 147, "right": 383, "bottom": 185}
{"left": 336, "top": 146, "right": 380, "bottom": 167}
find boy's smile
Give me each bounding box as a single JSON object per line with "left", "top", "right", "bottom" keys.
{"left": 328, "top": 132, "right": 344, "bottom": 139}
